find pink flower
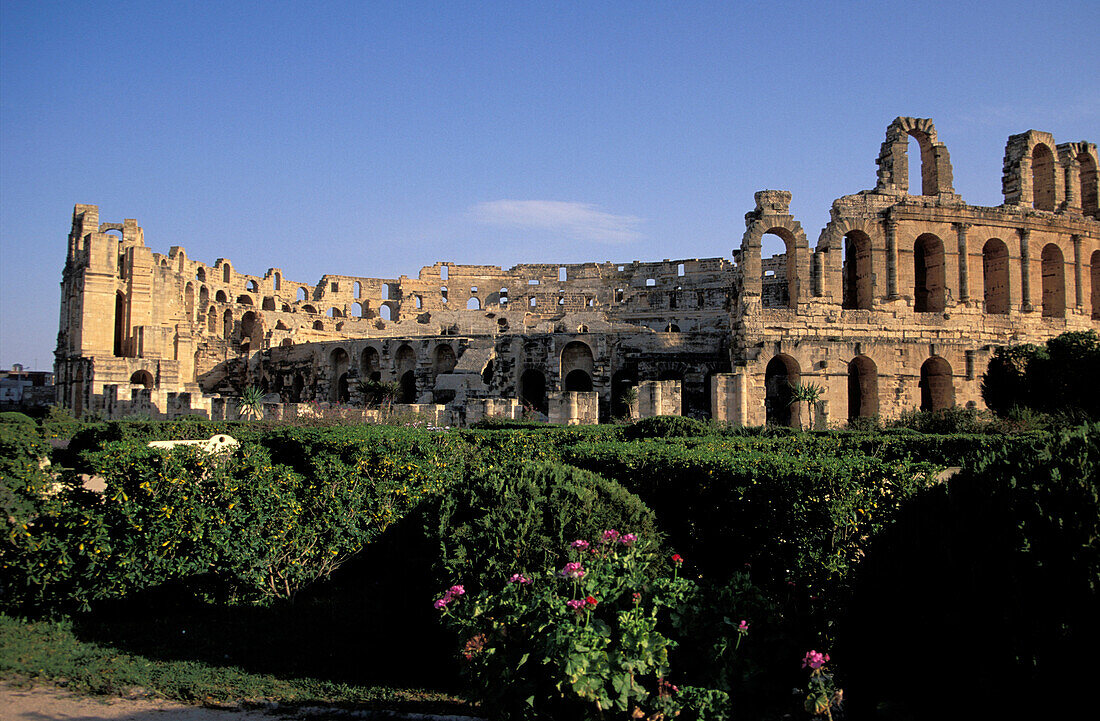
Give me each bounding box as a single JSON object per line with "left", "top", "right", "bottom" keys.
{"left": 619, "top": 533, "right": 637, "bottom": 546}
{"left": 585, "top": 595, "right": 598, "bottom": 607}
{"left": 566, "top": 599, "right": 586, "bottom": 612}
{"left": 601, "top": 529, "right": 620, "bottom": 543}
{"left": 738, "top": 619, "right": 749, "bottom": 633}
{"left": 433, "top": 597, "right": 450, "bottom": 610}
{"left": 561, "top": 562, "right": 586, "bottom": 580}
{"left": 508, "top": 573, "right": 531, "bottom": 585}
{"left": 671, "top": 553, "right": 683, "bottom": 565}
{"left": 571, "top": 539, "right": 590, "bottom": 549}
{"left": 449, "top": 584, "right": 465, "bottom": 597}
{"left": 802, "top": 650, "right": 830, "bottom": 670}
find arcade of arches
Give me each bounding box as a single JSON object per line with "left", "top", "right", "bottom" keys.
{"left": 52, "top": 117, "right": 1099, "bottom": 425}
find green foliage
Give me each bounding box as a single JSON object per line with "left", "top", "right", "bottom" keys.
{"left": 357, "top": 378, "right": 402, "bottom": 408}
{"left": 431, "top": 461, "right": 659, "bottom": 593}
{"left": 1, "top": 423, "right": 57, "bottom": 546}
{"left": 886, "top": 406, "right": 990, "bottom": 434}
{"left": 787, "top": 382, "right": 825, "bottom": 430}
{"left": 623, "top": 415, "right": 715, "bottom": 440}
{"left": 0, "top": 411, "right": 36, "bottom": 427}
{"left": 40, "top": 406, "right": 81, "bottom": 440}
{"left": 437, "top": 537, "right": 738, "bottom": 720}
{"left": 981, "top": 330, "right": 1100, "bottom": 419}
{"left": 238, "top": 385, "right": 266, "bottom": 420}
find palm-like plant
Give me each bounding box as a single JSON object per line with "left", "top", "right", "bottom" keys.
{"left": 788, "top": 382, "right": 825, "bottom": 430}
{"left": 239, "top": 385, "right": 265, "bottom": 421}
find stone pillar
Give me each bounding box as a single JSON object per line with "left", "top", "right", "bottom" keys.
{"left": 1073, "top": 235, "right": 1084, "bottom": 308}
{"left": 548, "top": 391, "right": 598, "bottom": 425}
{"left": 637, "top": 380, "right": 682, "bottom": 418}
{"left": 885, "top": 217, "right": 899, "bottom": 299}
{"left": 1018, "top": 228, "right": 1033, "bottom": 311}
{"left": 711, "top": 373, "right": 747, "bottom": 426}
{"left": 814, "top": 399, "right": 829, "bottom": 431}
{"left": 955, "top": 223, "right": 971, "bottom": 302}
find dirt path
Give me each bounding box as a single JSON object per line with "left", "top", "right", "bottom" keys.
{"left": 0, "top": 682, "right": 483, "bottom": 721}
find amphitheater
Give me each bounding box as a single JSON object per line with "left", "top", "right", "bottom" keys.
{"left": 54, "top": 117, "right": 1100, "bottom": 426}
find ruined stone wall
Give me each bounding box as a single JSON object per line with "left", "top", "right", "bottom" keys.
{"left": 56, "top": 117, "right": 1100, "bottom": 425}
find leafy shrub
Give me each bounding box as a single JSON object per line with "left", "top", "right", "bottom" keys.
{"left": 886, "top": 406, "right": 990, "bottom": 434}
{"left": 982, "top": 330, "right": 1100, "bottom": 419}
{"left": 436, "top": 535, "right": 741, "bottom": 720}
{"left": 624, "top": 415, "right": 714, "bottom": 440}
{"left": 843, "top": 422, "right": 1100, "bottom": 719}
{"left": 0, "top": 411, "right": 36, "bottom": 427}
{"left": 1, "top": 423, "right": 57, "bottom": 543}
{"left": 40, "top": 406, "right": 81, "bottom": 440}
{"left": 430, "top": 461, "right": 659, "bottom": 593}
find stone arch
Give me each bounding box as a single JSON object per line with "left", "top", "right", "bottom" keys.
{"left": 301, "top": 304, "right": 317, "bottom": 314}
{"left": 222, "top": 264, "right": 231, "bottom": 283}
{"left": 760, "top": 227, "right": 797, "bottom": 308}
{"left": 380, "top": 303, "right": 394, "bottom": 321}
{"left": 520, "top": 368, "right": 547, "bottom": 416}
{"left": 433, "top": 343, "right": 457, "bottom": 376}
{"left": 361, "top": 346, "right": 381, "bottom": 380}
{"left": 913, "top": 233, "right": 946, "bottom": 312}
{"left": 246, "top": 279, "right": 259, "bottom": 293}
{"left": 298, "top": 287, "right": 307, "bottom": 301}
{"left": 352, "top": 302, "right": 365, "bottom": 318}
{"left": 842, "top": 230, "right": 873, "bottom": 309}
{"left": 982, "top": 238, "right": 1010, "bottom": 314}
{"left": 353, "top": 281, "right": 362, "bottom": 298}
{"left": 739, "top": 193, "right": 810, "bottom": 308}
{"left": 330, "top": 347, "right": 350, "bottom": 403}
{"left": 848, "top": 355, "right": 879, "bottom": 420}
{"left": 920, "top": 356, "right": 954, "bottom": 411}
{"left": 222, "top": 309, "right": 233, "bottom": 339}
{"left": 611, "top": 368, "right": 638, "bottom": 418}
{"left": 196, "top": 267, "right": 206, "bottom": 282}
{"left": 215, "top": 290, "right": 228, "bottom": 303}
{"left": 240, "top": 310, "right": 261, "bottom": 348}
{"left": 184, "top": 282, "right": 195, "bottom": 320}
{"left": 312, "top": 320, "right": 324, "bottom": 330}
{"left": 875, "top": 117, "right": 954, "bottom": 196}
{"left": 207, "top": 306, "right": 217, "bottom": 333}
{"left": 1091, "top": 250, "right": 1100, "bottom": 320}
{"left": 466, "top": 297, "right": 481, "bottom": 310}
{"left": 560, "top": 340, "right": 594, "bottom": 391}
{"left": 1079, "top": 150, "right": 1099, "bottom": 215}
{"left": 328, "top": 307, "right": 343, "bottom": 318}
{"left": 1032, "top": 143, "right": 1057, "bottom": 211}
{"left": 764, "top": 354, "right": 800, "bottom": 428}
{"left": 129, "top": 370, "right": 154, "bottom": 389}
{"left": 1040, "top": 243, "right": 1066, "bottom": 318}
{"left": 262, "top": 296, "right": 276, "bottom": 311}
{"left": 199, "top": 285, "right": 209, "bottom": 308}
{"left": 237, "top": 294, "right": 253, "bottom": 306}
{"left": 273, "top": 272, "right": 281, "bottom": 291}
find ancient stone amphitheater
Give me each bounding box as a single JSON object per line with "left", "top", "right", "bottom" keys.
{"left": 54, "top": 117, "right": 1100, "bottom": 426}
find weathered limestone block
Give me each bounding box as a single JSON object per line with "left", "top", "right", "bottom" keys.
{"left": 465, "top": 397, "right": 522, "bottom": 425}
{"left": 148, "top": 434, "right": 240, "bottom": 454}
{"left": 637, "top": 380, "right": 681, "bottom": 418}
{"left": 711, "top": 373, "right": 747, "bottom": 425}
{"left": 547, "top": 391, "right": 598, "bottom": 425}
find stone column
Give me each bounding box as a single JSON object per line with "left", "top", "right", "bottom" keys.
{"left": 1018, "top": 228, "right": 1033, "bottom": 311}
{"left": 955, "top": 223, "right": 971, "bottom": 302}
{"left": 885, "top": 217, "right": 899, "bottom": 299}
{"left": 1073, "top": 234, "right": 1082, "bottom": 308}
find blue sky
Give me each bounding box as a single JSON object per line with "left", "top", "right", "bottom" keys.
{"left": 2, "top": 0, "right": 1097, "bottom": 370}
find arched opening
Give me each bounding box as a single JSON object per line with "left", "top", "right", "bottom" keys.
{"left": 611, "top": 368, "right": 637, "bottom": 418}
{"left": 1040, "top": 243, "right": 1066, "bottom": 318}
{"left": 353, "top": 281, "right": 362, "bottom": 299}
{"left": 302, "top": 304, "right": 318, "bottom": 314}
{"left": 481, "top": 359, "right": 494, "bottom": 386}
{"left": 352, "top": 302, "right": 365, "bottom": 318}
{"left": 275, "top": 320, "right": 289, "bottom": 330}
{"left": 216, "top": 290, "right": 228, "bottom": 303}
{"left": 982, "top": 238, "right": 1010, "bottom": 314}
{"left": 664, "top": 323, "right": 680, "bottom": 332}
{"left": 564, "top": 369, "right": 592, "bottom": 392}
{"left": 1092, "top": 250, "right": 1100, "bottom": 320}
{"left": 1031, "top": 143, "right": 1056, "bottom": 211}
{"left": 207, "top": 306, "right": 217, "bottom": 333}
{"left": 466, "top": 297, "right": 481, "bottom": 310}
{"left": 298, "top": 287, "right": 307, "bottom": 301}
{"left": 274, "top": 272, "right": 281, "bottom": 291}
{"left": 433, "top": 344, "right": 457, "bottom": 376}
{"left": 913, "top": 234, "right": 946, "bottom": 312}
{"left": 395, "top": 344, "right": 417, "bottom": 403}
{"left": 905, "top": 131, "right": 939, "bottom": 195}
{"left": 237, "top": 295, "right": 253, "bottom": 306}
{"left": 184, "top": 283, "right": 195, "bottom": 320}
{"left": 1080, "top": 152, "right": 1098, "bottom": 215}
{"left": 842, "top": 230, "right": 873, "bottom": 309}
{"left": 280, "top": 338, "right": 293, "bottom": 347}
{"left": 520, "top": 369, "right": 547, "bottom": 416}
{"left": 328, "top": 307, "right": 342, "bottom": 318}
{"left": 199, "top": 285, "right": 209, "bottom": 308}
{"left": 361, "top": 346, "right": 381, "bottom": 381}
{"left": 246, "top": 280, "right": 259, "bottom": 293}
{"left": 113, "top": 291, "right": 127, "bottom": 356}
{"left": 764, "top": 355, "right": 801, "bottom": 428}
{"left": 560, "top": 341, "right": 594, "bottom": 388}
{"left": 262, "top": 297, "right": 276, "bottom": 311}
{"left": 222, "top": 264, "right": 231, "bottom": 283}
{"left": 240, "top": 311, "right": 260, "bottom": 348}
{"left": 222, "top": 309, "right": 233, "bottom": 339}
{"left": 129, "top": 370, "right": 154, "bottom": 389}
{"left": 761, "top": 230, "right": 796, "bottom": 309}
{"left": 312, "top": 320, "right": 324, "bottom": 330}
{"left": 292, "top": 373, "right": 304, "bottom": 403}
{"left": 380, "top": 304, "right": 393, "bottom": 321}
{"left": 281, "top": 304, "right": 292, "bottom": 312}
{"left": 920, "top": 357, "right": 954, "bottom": 411}
{"left": 847, "top": 355, "right": 879, "bottom": 420}
{"left": 330, "top": 348, "right": 350, "bottom": 403}
{"left": 196, "top": 268, "right": 206, "bottom": 282}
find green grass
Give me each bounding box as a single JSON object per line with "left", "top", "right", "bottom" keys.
{"left": 0, "top": 613, "right": 472, "bottom": 713}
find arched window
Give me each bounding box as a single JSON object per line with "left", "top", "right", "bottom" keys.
{"left": 466, "top": 297, "right": 481, "bottom": 310}
{"left": 913, "top": 234, "right": 946, "bottom": 312}
{"left": 842, "top": 231, "right": 873, "bottom": 310}
{"left": 222, "top": 264, "right": 231, "bottom": 283}
{"left": 761, "top": 229, "right": 796, "bottom": 309}
{"left": 352, "top": 302, "right": 365, "bottom": 318}
{"left": 215, "top": 290, "right": 228, "bottom": 303}
{"left": 433, "top": 344, "right": 457, "bottom": 376}
{"left": 262, "top": 297, "right": 276, "bottom": 311}
{"left": 560, "top": 341, "right": 594, "bottom": 392}
{"left": 328, "top": 307, "right": 342, "bottom": 318}
{"left": 982, "top": 238, "right": 1010, "bottom": 314}
{"left": 395, "top": 344, "right": 417, "bottom": 403}
{"left": 380, "top": 304, "right": 393, "bottom": 321}
{"left": 905, "top": 130, "right": 940, "bottom": 196}
{"left": 1079, "top": 152, "right": 1098, "bottom": 215}
{"left": 129, "top": 370, "right": 154, "bottom": 389}
{"left": 330, "top": 348, "right": 350, "bottom": 403}
{"left": 207, "top": 306, "right": 217, "bottom": 333}
{"left": 196, "top": 267, "right": 206, "bottom": 282}
{"left": 184, "top": 283, "right": 195, "bottom": 320}
{"left": 847, "top": 356, "right": 878, "bottom": 420}
{"left": 298, "top": 287, "right": 307, "bottom": 301}
{"left": 353, "top": 281, "right": 362, "bottom": 299}
{"left": 520, "top": 369, "right": 547, "bottom": 416}
{"left": 246, "top": 280, "right": 259, "bottom": 292}
{"left": 274, "top": 272, "right": 281, "bottom": 291}
{"left": 312, "top": 320, "right": 324, "bottom": 330}
{"left": 302, "top": 304, "right": 317, "bottom": 314}
{"left": 1032, "top": 143, "right": 1057, "bottom": 211}
{"left": 222, "top": 309, "right": 233, "bottom": 339}
{"left": 1040, "top": 243, "right": 1066, "bottom": 318}
{"left": 199, "top": 285, "right": 209, "bottom": 308}
{"left": 765, "top": 355, "right": 800, "bottom": 428}
{"left": 237, "top": 295, "right": 253, "bottom": 306}
{"left": 361, "top": 346, "right": 381, "bottom": 380}
{"left": 920, "top": 357, "right": 953, "bottom": 411}
{"left": 114, "top": 291, "right": 127, "bottom": 357}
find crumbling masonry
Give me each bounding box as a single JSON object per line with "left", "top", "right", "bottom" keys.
{"left": 55, "top": 118, "right": 1100, "bottom": 426}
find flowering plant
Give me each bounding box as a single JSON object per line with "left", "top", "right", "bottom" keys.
{"left": 435, "top": 532, "right": 735, "bottom": 720}
{"left": 801, "top": 649, "right": 842, "bottom": 719}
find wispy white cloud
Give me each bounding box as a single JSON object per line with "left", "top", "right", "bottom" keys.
{"left": 469, "top": 200, "right": 643, "bottom": 244}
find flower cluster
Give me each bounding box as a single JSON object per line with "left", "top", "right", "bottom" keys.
{"left": 802, "top": 649, "right": 830, "bottom": 670}
{"left": 671, "top": 553, "right": 683, "bottom": 565}
{"left": 561, "top": 561, "right": 586, "bottom": 580}
{"left": 566, "top": 595, "right": 599, "bottom": 613}
{"left": 508, "top": 573, "right": 531, "bottom": 584}
{"left": 571, "top": 539, "right": 590, "bottom": 550}
{"left": 601, "top": 529, "right": 620, "bottom": 543}
{"left": 737, "top": 619, "right": 749, "bottom": 634}
{"left": 433, "top": 583, "right": 466, "bottom": 610}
